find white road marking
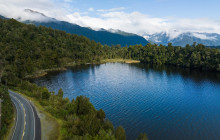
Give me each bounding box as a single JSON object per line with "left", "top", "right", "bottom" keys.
{"left": 10, "top": 96, "right": 18, "bottom": 140}
{"left": 9, "top": 90, "right": 36, "bottom": 140}
{"left": 10, "top": 95, "right": 25, "bottom": 140}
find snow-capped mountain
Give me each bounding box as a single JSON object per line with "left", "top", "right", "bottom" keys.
{"left": 143, "top": 32, "right": 220, "bottom": 47}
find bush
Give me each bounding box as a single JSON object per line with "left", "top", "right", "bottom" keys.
{"left": 75, "top": 96, "right": 95, "bottom": 115}
{"left": 41, "top": 87, "right": 51, "bottom": 100}
{"left": 115, "top": 126, "right": 126, "bottom": 140}
{"left": 136, "top": 133, "right": 148, "bottom": 140}
{"left": 0, "top": 85, "right": 13, "bottom": 139}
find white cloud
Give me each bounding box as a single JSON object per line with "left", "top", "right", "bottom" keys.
{"left": 65, "top": 11, "right": 220, "bottom": 38}
{"left": 1, "top": 0, "right": 220, "bottom": 38}
{"left": 66, "top": 11, "right": 171, "bottom": 34}
{"left": 192, "top": 33, "right": 217, "bottom": 40}
{"left": 166, "top": 18, "right": 220, "bottom": 39}
{"left": 0, "top": 0, "right": 68, "bottom": 22}
{"left": 88, "top": 8, "right": 94, "bottom": 12}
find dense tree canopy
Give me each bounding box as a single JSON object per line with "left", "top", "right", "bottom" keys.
{"left": 12, "top": 81, "right": 117, "bottom": 139}
{"left": 115, "top": 126, "right": 126, "bottom": 140}
{"left": 136, "top": 133, "right": 148, "bottom": 140}
{"left": 0, "top": 17, "right": 219, "bottom": 140}
{"left": 0, "top": 18, "right": 219, "bottom": 86}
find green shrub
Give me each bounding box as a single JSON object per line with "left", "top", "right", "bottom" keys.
{"left": 0, "top": 85, "right": 13, "bottom": 139}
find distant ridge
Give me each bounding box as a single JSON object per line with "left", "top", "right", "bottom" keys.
{"left": 0, "top": 15, "right": 6, "bottom": 19}
{"left": 0, "top": 9, "right": 148, "bottom": 47}
{"left": 29, "top": 20, "right": 148, "bottom": 46}
{"left": 144, "top": 32, "right": 220, "bottom": 47}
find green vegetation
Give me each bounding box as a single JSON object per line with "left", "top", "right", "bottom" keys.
{"left": 100, "top": 59, "right": 140, "bottom": 64}
{"left": 14, "top": 88, "right": 61, "bottom": 140}
{"left": 11, "top": 81, "right": 126, "bottom": 139}
{"left": 0, "top": 18, "right": 130, "bottom": 140}
{"left": 133, "top": 43, "right": 220, "bottom": 71}
{"left": 0, "top": 18, "right": 136, "bottom": 83}
{"left": 27, "top": 18, "right": 148, "bottom": 47}
{"left": 0, "top": 19, "right": 219, "bottom": 85}
{"left": 136, "top": 133, "right": 148, "bottom": 140}
{"left": 115, "top": 126, "right": 126, "bottom": 140}
{"left": 0, "top": 17, "right": 219, "bottom": 140}
{"left": 0, "top": 85, "right": 13, "bottom": 139}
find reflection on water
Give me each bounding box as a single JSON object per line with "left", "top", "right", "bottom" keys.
{"left": 33, "top": 63, "right": 220, "bottom": 140}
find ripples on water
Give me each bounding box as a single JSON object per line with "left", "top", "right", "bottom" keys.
{"left": 33, "top": 63, "right": 220, "bottom": 140}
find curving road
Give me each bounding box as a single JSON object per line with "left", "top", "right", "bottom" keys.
{"left": 9, "top": 90, "right": 41, "bottom": 140}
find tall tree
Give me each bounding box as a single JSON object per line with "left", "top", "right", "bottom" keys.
{"left": 115, "top": 126, "right": 126, "bottom": 140}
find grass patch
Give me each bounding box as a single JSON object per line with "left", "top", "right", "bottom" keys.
{"left": 101, "top": 59, "right": 140, "bottom": 64}
{"left": 25, "top": 67, "right": 67, "bottom": 79}
{"left": 25, "top": 59, "right": 139, "bottom": 79}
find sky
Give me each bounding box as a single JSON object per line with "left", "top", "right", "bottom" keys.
{"left": 0, "top": 0, "right": 220, "bottom": 37}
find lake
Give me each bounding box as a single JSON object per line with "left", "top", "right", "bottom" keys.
{"left": 32, "top": 63, "right": 220, "bottom": 140}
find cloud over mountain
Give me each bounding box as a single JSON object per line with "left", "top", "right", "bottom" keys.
{"left": 1, "top": 0, "right": 220, "bottom": 38}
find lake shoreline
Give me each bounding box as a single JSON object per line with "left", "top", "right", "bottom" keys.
{"left": 25, "top": 59, "right": 140, "bottom": 79}
{"left": 32, "top": 62, "right": 220, "bottom": 140}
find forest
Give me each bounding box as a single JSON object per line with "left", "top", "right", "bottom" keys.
{"left": 12, "top": 81, "right": 129, "bottom": 139}
{"left": 0, "top": 18, "right": 219, "bottom": 85}
{"left": 0, "top": 18, "right": 219, "bottom": 139}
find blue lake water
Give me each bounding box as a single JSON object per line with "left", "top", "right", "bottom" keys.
{"left": 33, "top": 63, "right": 220, "bottom": 140}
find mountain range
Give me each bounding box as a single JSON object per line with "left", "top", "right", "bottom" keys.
{"left": 143, "top": 32, "right": 220, "bottom": 47}
{"left": 14, "top": 9, "right": 148, "bottom": 47}
{"left": 1, "top": 9, "right": 220, "bottom": 48}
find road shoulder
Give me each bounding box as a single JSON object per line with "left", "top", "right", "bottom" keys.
{"left": 10, "top": 90, "right": 60, "bottom": 140}
{"left": 31, "top": 99, "right": 60, "bottom": 140}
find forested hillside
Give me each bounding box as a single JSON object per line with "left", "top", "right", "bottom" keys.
{"left": 0, "top": 9, "right": 149, "bottom": 47}
{"left": 0, "top": 17, "right": 219, "bottom": 139}
{"left": 0, "top": 18, "right": 132, "bottom": 140}
{"left": 0, "top": 18, "right": 126, "bottom": 83}
{"left": 131, "top": 43, "right": 220, "bottom": 71}
{"left": 27, "top": 20, "right": 148, "bottom": 47}
{"left": 0, "top": 18, "right": 219, "bottom": 86}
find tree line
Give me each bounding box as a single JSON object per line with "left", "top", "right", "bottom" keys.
{"left": 0, "top": 18, "right": 219, "bottom": 139}
{"left": 0, "top": 18, "right": 150, "bottom": 139}
{"left": 13, "top": 81, "right": 130, "bottom": 139}
{"left": 0, "top": 19, "right": 219, "bottom": 85}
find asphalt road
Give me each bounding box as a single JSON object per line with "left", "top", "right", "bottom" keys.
{"left": 9, "top": 90, "right": 41, "bottom": 140}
